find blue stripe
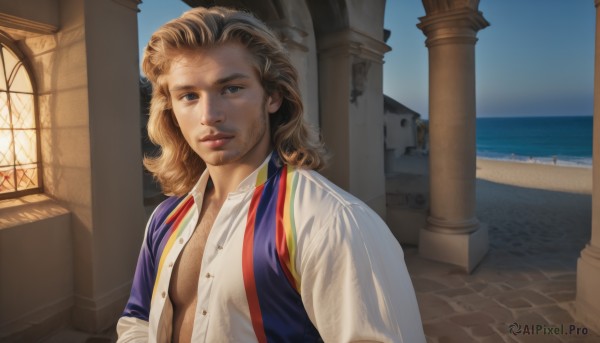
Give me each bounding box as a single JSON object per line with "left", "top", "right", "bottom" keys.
{"left": 251, "top": 166, "right": 322, "bottom": 342}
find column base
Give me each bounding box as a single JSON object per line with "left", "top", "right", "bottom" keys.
{"left": 418, "top": 223, "right": 489, "bottom": 273}
{"left": 575, "top": 244, "right": 600, "bottom": 334}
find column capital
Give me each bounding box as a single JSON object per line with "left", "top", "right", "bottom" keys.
{"left": 317, "top": 28, "right": 391, "bottom": 62}
{"left": 422, "top": 0, "right": 483, "bottom": 15}
{"left": 269, "top": 21, "right": 310, "bottom": 52}
{"left": 417, "top": 7, "right": 489, "bottom": 47}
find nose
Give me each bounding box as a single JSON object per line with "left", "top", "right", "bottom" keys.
{"left": 199, "top": 94, "right": 224, "bottom": 126}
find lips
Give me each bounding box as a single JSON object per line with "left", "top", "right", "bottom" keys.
{"left": 200, "top": 132, "right": 234, "bottom": 148}
{"left": 200, "top": 132, "right": 234, "bottom": 142}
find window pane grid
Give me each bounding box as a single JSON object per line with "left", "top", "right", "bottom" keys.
{"left": 0, "top": 164, "right": 38, "bottom": 194}
{"left": 11, "top": 93, "right": 35, "bottom": 128}
{"left": 17, "top": 164, "right": 38, "bottom": 190}
{"left": 0, "top": 92, "right": 8, "bottom": 128}
{"left": 14, "top": 130, "right": 36, "bottom": 164}
{"left": 0, "top": 42, "right": 39, "bottom": 198}
{"left": 0, "top": 165, "right": 16, "bottom": 193}
{"left": 0, "top": 129, "right": 14, "bottom": 166}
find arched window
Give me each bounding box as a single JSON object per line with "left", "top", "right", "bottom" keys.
{"left": 0, "top": 38, "right": 41, "bottom": 199}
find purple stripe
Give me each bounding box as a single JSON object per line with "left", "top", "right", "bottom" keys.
{"left": 251, "top": 167, "right": 321, "bottom": 342}
{"left": 122, "top": 195, "right": 186, "bottom": 321}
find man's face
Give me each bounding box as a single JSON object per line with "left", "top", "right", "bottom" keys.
{"left": 166, "top": 43, "right": 282, "bottom": 169}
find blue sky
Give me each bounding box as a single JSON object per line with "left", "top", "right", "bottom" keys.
{"left": 138, "top": 0, "right": 596, "bottom": 118}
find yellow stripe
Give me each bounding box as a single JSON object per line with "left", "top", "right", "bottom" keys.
{"left": 152, "top": 196, "right": 194, "bottom": 299}
{"left": 283, "top": 166, "right": 301, "bottom": 290}
{"left": 255, "top": 162, "right": 269, "bottom": 187}
{"left": 152, "top": 234, "right": 177, "bottom": 299}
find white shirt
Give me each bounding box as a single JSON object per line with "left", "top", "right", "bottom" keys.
{"left": 117, "top": 153, "right": 425, "bottom": 342}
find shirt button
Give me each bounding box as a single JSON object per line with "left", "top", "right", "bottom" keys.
{"left": 169, "top": 262, "right": 174, "bottom": 268}
{"left": 179, "top": 238, "right": 184, "bottom": 244}
{"left": 202, "top": 310, "right": 208, "bottom": 316}
{"left": 217, "top": 245, "right": 223, "bottom": 250}
{"left": 161, "top": 291, "right": 166, "bottom": 298}
{"left": 205, "top": 272, "right": 211, "bottom": 278}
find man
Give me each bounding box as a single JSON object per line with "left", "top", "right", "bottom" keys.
{"left": 118, "top": 6, "right": 425, "bottom": 343}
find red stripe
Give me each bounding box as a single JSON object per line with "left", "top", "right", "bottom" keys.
{"left": 166, "top": 196, "right": 194, "bottom": 229}
{"left": 274, "top": 166, "right": 296, "bottom": 290}
{"left": 242, "top": 184, "right": 267, "bottom": 343}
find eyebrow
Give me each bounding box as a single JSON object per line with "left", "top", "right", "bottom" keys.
{"left": 169, "top": 72, "right": 252, "bottom": 93}
{"left": 215, "top": 72, "right": 251, "bottom": 85}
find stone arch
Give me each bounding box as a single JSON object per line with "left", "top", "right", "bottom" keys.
{"left": 305, "top": 0, "right": 348, "bottom": 35}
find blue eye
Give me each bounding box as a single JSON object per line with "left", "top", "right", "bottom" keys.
{"left": 223, "top": 86, "right": 242, "bottom": 94}
{"left": 181, "top": 93, "right": 198, "bottom": 101}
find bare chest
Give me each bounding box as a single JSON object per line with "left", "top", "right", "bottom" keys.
{"left": 169, "top": 203, "right": 219, "bottom": 306}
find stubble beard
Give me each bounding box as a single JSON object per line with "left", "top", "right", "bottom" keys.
{"left": 211, "top": 106, "right": 270, "bottom": 167}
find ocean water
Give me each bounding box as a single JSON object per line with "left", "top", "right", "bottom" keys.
{"left": 476, "top": 116, "right": 593, "bottom": 166}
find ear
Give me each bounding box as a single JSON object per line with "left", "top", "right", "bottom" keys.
{"left": 266, "top": 91, "right": 283, "bottom": 114}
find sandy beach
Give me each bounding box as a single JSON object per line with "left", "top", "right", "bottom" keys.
{"left": 476, "top": 158, "right": 592, "bottom": 194}
{"left": 401, "top": 157, "right": 598, "bottom": 342}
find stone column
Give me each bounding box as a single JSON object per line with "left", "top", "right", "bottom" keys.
{"left": 69, "top": 0, "right": 146, "bottom": 332}
{"left": 417, "top": 2, "right": 489, "bottom": 273}
{"left": 269, "top": 21, "right": 320, "bottom": 129}
{"left": 575, "top": 0, "right": 600, "bottom": 333}
{"left": 317, "top": 29, "right": 390, "bottom": 217}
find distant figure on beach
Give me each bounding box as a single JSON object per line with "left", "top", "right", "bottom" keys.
{"left": 553, "top": 155, "right": 557, "bottom": 165}
{"left": 117, "top": 6, "right": 425, "bottom": 343}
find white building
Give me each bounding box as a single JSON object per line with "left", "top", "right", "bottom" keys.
{"left": 383, "top": 95, "right": 421, "bottom": 172}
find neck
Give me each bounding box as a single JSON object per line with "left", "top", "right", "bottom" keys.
{"left": 204, "top": 151, "right": 271, "bottom": 200}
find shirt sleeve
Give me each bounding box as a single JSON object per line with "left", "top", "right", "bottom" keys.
{"left": 116, "top": 316, "right": 150, "bottom": 343}
{"left": 116, "top": 206, "right": 162, "bottom": 342}
{"left": 299, "top": 204, "right": 426, "bottom": 343}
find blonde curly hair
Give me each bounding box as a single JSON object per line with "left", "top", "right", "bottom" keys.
{"left": 143, "top": 6, "right": 327, "bottom": 196}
